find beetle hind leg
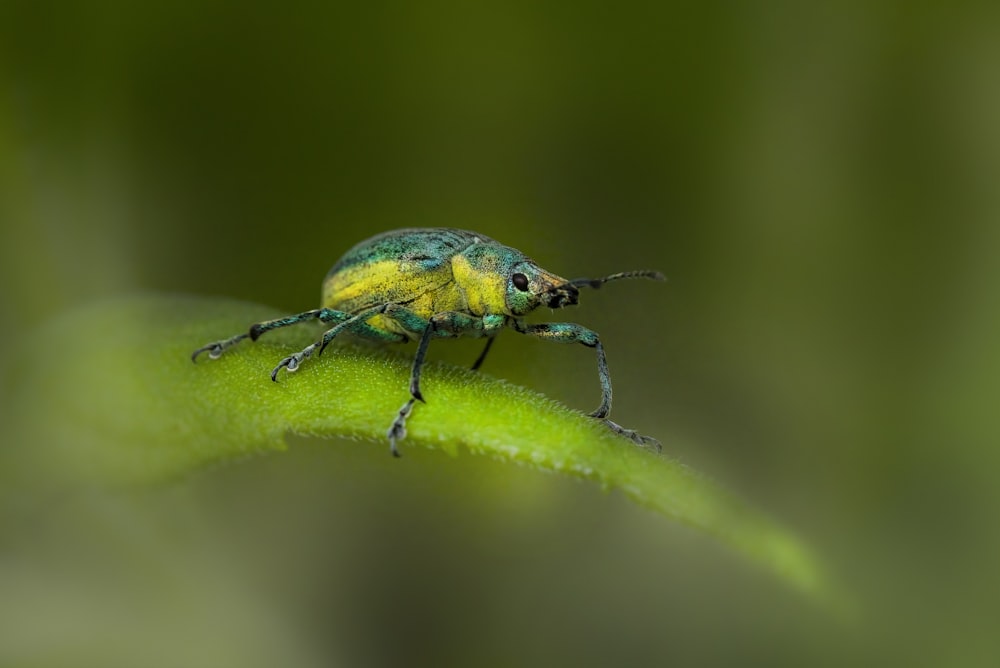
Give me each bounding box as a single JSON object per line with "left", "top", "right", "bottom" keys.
{"left": 191, "top": 308, "right": 343, "bottom": 363}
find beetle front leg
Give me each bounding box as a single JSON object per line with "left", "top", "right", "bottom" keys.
{"left": 511, "top": 320, "right": 611, "bottom": 418}
{"left": 511, "top": 320, "right": 659, "bottom": 451}
{"left": 605, "top": 419, "right": 662, "bottom": 451}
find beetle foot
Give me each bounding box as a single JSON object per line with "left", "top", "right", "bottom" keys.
{"left": 191, "top": 342, "right": 225, "bottom": 361}
{"left": 270, "top": 343, "right": 317, "bottom": 381}
{"left": 602, "top": 418, "right": 662, "bottom": 453}
{"left": 191, "top": 333, "right": 248, "bottom": 362}
{"left": 387, "top": 399, "right": 416, "bottom": 458}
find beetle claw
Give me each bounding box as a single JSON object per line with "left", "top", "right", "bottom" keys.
{"left": 270, "top": 356, "right": 295, "bottom": 381}
{"left": 602, "top": 418, "right": 662, "bottom": 453}
{"left": 191, "top": 342, "right": 224, "bottom": 362}
{"left": 387, "top": 399, "right": 416, "bottom": 457}
{"left": 191, "top": 333, "right": 249, "bottom": 362}
{"left": 270, "top": 343, "right": 317, "bottom": 381}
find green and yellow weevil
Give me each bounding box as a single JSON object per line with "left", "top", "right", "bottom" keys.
{"left": 192, "top": 228, "right": 664, "bottom": 456}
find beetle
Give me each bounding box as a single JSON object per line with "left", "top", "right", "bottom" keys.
{"left": 192, "top": 227, "right": 664, "bottom": 456}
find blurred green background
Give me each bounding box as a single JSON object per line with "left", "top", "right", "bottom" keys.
{"left": 2, "top": 1, "right": 1000, "bottom": 666}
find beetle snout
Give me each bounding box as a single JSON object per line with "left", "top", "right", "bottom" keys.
{"left": 544, "top": 284, "right": 579, "bottom": 309}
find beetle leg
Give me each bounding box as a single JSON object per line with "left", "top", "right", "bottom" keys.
{"left": 192, "top": 308, "right": 348, "bottom": 362}
{"left": 408, "top": 323, "right": 436, "bottom": 403}
{"left": 380, "top": 309, "right": 491, "bottom": 457}
{"left": 378, "top": 305, "right": 434, "bottom": 458}
{"left": 384, "top": 331, "right": 431, "bottom": 457}
{"left": 407, "top": 311, "right": 487, "bottom": 402}
{"left": 316, "top": 304, "right": 395, "bottom": 356}
{"left": 269, "top": 304, "right": 392, "bottom": 381}
{"left": 509, "top": 320, "right": 657, "bottom": 451}
{"left": 191, "top": 333, "right": 248, "bottom": 362}
{"left": 511, "top": 320, "right": 611, "bottom": 418}
{"left": 270, "top": 342, "right": 319, "bottom": 381}
{"left": 249, "top": 308, "right": 348, "bottom": 340}
{"left": 470, "top": 336, "right": 495, "bottom": 371}
{"left": 469, "top": 315, "right": 506, "bottom": 370}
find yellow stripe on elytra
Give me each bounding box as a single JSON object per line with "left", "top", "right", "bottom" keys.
{"left": 324, "top": 257, "right": 469, "bottom": 321}
{"left": 324, "top": 259, "right": 402, "bottom": 306}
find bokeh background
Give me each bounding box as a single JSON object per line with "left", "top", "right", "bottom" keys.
{"left": 3, "top": 1, "right": 1000, "bottom": 666}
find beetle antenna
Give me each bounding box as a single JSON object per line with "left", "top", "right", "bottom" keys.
{"left": 569, "top": 270, "right": 665, "bottom": 290}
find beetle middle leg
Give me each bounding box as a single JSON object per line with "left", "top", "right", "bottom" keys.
{"left": 470, "top": 336, "right": 496, "bottom": 371}
{"left": 511, "top": 320, "right": 660, "bottom": 451}
{"left": 385, "top": 310, "right": 501, "bottom": 457}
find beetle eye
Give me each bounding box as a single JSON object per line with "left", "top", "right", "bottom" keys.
{"left": 512, "top": 273, "right": 530, "bottom": 292}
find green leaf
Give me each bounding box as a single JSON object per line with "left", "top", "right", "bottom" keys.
{"left": 6, "top": 294, "right": 836, "bottom": 606}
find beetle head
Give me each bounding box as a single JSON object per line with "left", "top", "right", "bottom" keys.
{"left": 454, "top": 236, "right": 665, "bottom": 317}
{"left": 507, "top": 265, "right": 667, "bottom": 315}
{"left": 505, "top": 261, "right": 578, "bottom": 315}
{"left": 453, "top": 240, "right": 576, "bottom": 316}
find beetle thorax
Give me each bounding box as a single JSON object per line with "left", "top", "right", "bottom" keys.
{"left": 451, "top": 252, "right": 508, "bottom": 316}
